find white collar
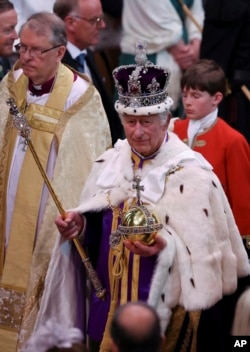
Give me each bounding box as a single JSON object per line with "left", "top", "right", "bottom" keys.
{"left": 187, "top": 108, "right": 218, "bottom": 147}
{"left": 96, "top": 136, "right": 212, "bottom": 205}
{"left": 67, "top": 42, "right": 87, "bottom": 60}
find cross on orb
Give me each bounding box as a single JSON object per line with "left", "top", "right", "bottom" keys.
{"left": 132, "top": 176, "right": 144, "bottom": 205}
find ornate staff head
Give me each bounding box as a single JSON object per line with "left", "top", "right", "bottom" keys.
{"left": 6, "top": 98, "right": 31, "bottom": 140}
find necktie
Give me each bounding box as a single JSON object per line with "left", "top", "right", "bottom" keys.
{"left": 75, "top": 53, "right": 86, "bottom": 73}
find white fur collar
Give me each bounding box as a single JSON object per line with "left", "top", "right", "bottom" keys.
{"left": 95, "top": 133, "right": 212, "bottom": 204}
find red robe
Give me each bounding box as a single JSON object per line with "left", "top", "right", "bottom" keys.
{"left": 173, "top": 117, "right": 250, "bottom": 236}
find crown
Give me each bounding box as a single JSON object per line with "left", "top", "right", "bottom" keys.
{"left": 112, "top": 43, "right": 173, "bottom": 115}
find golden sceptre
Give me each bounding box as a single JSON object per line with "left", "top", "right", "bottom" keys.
{"left": 6, "top": 97, "right": 106, "bottom": 300}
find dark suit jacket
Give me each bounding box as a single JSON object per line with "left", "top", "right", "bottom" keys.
{"left": 101, "top": 0, "right": 123, "bottom": 18}
{"left": 0, "top": 56, "right": 11, "bottom": 80}
{"left": 200, "top": 0, "right": 250, "bottom": 143}
{"left": 62, "top": 49, "right": 124, "bottom": 145}
{"left": 200, "top": 0, "right": 250, "bottom": 78}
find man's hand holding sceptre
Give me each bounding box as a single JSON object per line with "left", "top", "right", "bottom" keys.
{"left": 55, "top": 212, "right": 85, "bottom": 240}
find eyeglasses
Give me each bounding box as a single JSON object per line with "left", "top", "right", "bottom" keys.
{"left": 15, "top": 43, "right": 63, "bottom": 59}
{"left": 71, "top": 15, "right": 104, "bottom": 27}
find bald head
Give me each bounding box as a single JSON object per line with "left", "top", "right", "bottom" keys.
{"left": 110, "top": 301, "right": 162, "bottom": 352}
{"left": 117, "top": 302, "right": 158, "bottom": 338}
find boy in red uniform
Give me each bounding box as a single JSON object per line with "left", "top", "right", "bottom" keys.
{"left": 171, "top": 59, "right": 250, "bottom": 256}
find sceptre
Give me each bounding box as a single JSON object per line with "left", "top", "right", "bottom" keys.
{"left": 6, "top": 97, "right": 106, "bottom": 300}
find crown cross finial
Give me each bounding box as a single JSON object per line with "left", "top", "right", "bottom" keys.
{"left": 134, "top": 42, "right": 148, "bottom": 66}
{"left": 132, "top": 176, "right": 144, "bottom": 205}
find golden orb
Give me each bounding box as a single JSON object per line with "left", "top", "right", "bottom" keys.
{"left": 117, "top": 204, "right": 163, "bottom": 246}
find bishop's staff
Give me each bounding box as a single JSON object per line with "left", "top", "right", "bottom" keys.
{"left": 178, "top": 0, "right": 250, "bottom": 101}
{"left": 6, "top": 97, "right": 106, "bottom": 301}
{"left": 178, "top": 0, "right": 202, "bottom": 33}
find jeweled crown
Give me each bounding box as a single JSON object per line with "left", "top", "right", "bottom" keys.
{"left": 113, "top": 43, "right": 173, "bottom": 115}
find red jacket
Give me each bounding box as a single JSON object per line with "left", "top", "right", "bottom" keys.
{"left": 173, "top": 117, "right": 250, "bottom": 235}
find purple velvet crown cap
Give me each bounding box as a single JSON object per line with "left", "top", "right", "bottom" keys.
{"left": 114, "top": 64, "right": 169, "bottom": 96}
{"left": 112, "top": 43, "right": 173, "bottom": 115}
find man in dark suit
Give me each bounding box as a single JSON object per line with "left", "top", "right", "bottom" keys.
{"left": 100, "top": 0, "right": 123, "bottom": 19}
{"left": 200, "top": 0, "right": 250, "bottom": 143}
{"left": 53, "top": 0, "right": 124, "bottom": 145}
{"left": 0, "top": 0, "right": 18, "bottom": 80}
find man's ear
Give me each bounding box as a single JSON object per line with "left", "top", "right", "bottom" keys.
{"left": 64, "top": 15, "right": 75, "bottom": 30}
{"left": 214, "top": 92, "right": 223, "bottom": 105}
{"left": 110, "top": 338, "right": 119, "bottom": 352}
{"left": 57, "top": 45, "right": 66, "bottom": 62}
{"left": 164, "top": 112, "right": 172, "bottom": 130}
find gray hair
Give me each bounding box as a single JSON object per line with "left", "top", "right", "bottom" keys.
{"left": 159, "top": 111, "right": 171, "bottom": 125}
{"left": 20, "top": 11, "right": 67, "bottom": 47}
{"left": 119, "top": 111, "right": 171, "bottom": 126}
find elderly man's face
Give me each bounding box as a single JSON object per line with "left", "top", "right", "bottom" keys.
{"left": 0, "top": 9, "right": 18, "bottom": 56}
{"left": 65, "top": 0, "right": 105, "bottom": 50}
{"left": 122, "top": 114, "right": 169, "bottom": 157}
{"left": 18, "top": 25, "right": 65, "bottom": 84}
